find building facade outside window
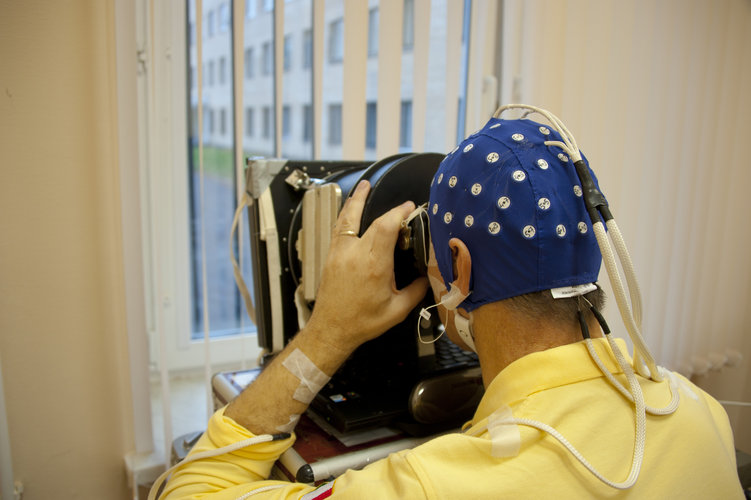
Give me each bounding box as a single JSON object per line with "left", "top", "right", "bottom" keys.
{"left": 173, "top": 0, "right": 477, "bottom": 360}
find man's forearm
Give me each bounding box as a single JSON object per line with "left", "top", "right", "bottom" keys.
{"left": 225, "top": 180, "right": 427, "bottom": 435}
{"left": 224, "top": 321, "right": 355, "bottom": 435}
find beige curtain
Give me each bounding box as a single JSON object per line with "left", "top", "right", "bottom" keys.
{"left": 501, "top": 0, "right": 751, "bottom": 379}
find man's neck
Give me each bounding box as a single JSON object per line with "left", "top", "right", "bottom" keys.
{"left": 471, "top": 302, "right": 602, "bottom": 387}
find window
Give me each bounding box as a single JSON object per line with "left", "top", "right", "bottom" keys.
{"left": 328, "top": 18, "right": 343, "bottom": 63}
{"left": 366, "top": 102, "right": 377, "bottom": 148}
{"left": 218, "top": 3, "right": 230, "bottom": 33}
{"left": 262, "top": 106, "right": 271, "bottom": 138}
{"left": 283, "top": 35, "right": 292, "bottom": 72}
{"left": 262, "top": 41, "right": 273, "bottom": 75}
{"left": 148, "top": 0, "right": 481, "bottom": 370}
{"left": 368, "top": 8, "right": 379, "bottom": 57}
{"left": 219, "top": 56, "right": 227, "bottom": 85}
{"left": 245, "top": 107, "right": 255, "bottom": 137}
{"left": 207, "top": 9, "right": 215, "bottom": 37}
{"left": 220, "top": 108, "right": 227, "bottom": 135}
{"left": 282, "top": 105, "right": 291, "bottom": 138}
{"left": 400, "top": 100, "right": 412, "bottom": 149}
{"left": 403, "top": 0, "right": 414, "bottom": 51}
{"left": 244, "top": 47, "right": 255, "bottom": 78}
{"left": 302, "top": 29, "right": 312, "bottom": 69}
{"left": 328, "top": 103, "right": 342, "bottom": 145}
{"left": 302, "top": 104, "right": 312, "bottom": 142}
{"left": 246, "top": 0, "right": 257, "bottom": 19}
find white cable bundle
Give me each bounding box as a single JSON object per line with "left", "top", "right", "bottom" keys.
{"left": 494, "top": 104, "right": 661, "bottom": 383}
{"left": 485, "top": 104, "right": 682, "bottom": 490}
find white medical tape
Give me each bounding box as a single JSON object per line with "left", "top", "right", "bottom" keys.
{"left": 550, "top": 283, "right": 597, "bottom": 299}
{"left": 276, "top": 413, "right": 301, "bottom": 433}
{"left": 487, "top": 406, "right": 521, "bottom": 458}
{"left": 454, "top": 313, "right": 476, "bottom": 353}
{"left": 282, "top": 348, "right": 330, "bottom": 404}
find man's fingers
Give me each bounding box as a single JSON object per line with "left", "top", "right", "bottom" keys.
{"left": 367, "top": 200, "right": 416, "bottom": 254}
{"left": 335, "top": 180, "right": 370, "bottom": 236}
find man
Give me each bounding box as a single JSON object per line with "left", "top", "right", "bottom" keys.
{"left": 158, "top": 109, "right": 743, "bottom": 499}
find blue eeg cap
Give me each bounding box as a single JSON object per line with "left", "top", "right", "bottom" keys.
{"left": 428, "top": 116, "right": 604, "bottom": 312}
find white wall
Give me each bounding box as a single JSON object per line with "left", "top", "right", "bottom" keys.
{"left": 502, "top": 0, "right": 751, "bottom": 452}
{"left": 0, "top": 1, "right": 134, "bottom": 497}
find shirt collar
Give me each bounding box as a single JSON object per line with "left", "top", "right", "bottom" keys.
{"left": 471, "top": 337, "right": 630, "bottom": 426}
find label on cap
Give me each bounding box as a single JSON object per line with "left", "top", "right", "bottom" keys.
{"left": 550, "top": 283, "right": 597, "bottom": 299}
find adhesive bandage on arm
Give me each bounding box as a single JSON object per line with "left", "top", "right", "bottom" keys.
{"left": 281, "top": 348, "right": 331, "bottom": 405}
{"left": 276, "top": 414, "right": 301, "bottom": 433}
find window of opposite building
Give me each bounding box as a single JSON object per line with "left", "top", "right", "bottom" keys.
{"left": 328, "top": 103, "right": 342, "bottom": 145}
{"left": 262, "top": 42, "right": 272, "bottom": 76}
{"left": 284, "top": 35, "right": 292, "bottom": 72}
{"left": 368, "top": 8, "right": 379, "bottom": 57}
{"left": 250, "top": 47, "right": 256, "bottom": 78}
{"left": 366, "top": 102, "right": 377, "bottom": 149}
{"left": 302, "top": 104, "right": 312, "bottom": 143}
{"left": 245, "top": 107, "right": 254, "bottom": 137}
{"left": 328, "top": 18, "right": 343, "bottom": 63}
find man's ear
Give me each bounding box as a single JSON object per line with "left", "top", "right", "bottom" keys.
{"left": 448, "top": 238, "right": 471, "bottom": 296}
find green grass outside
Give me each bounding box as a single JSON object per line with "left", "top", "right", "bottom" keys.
{"left": 190, "top": 146, "right": 265, "bottom": 179}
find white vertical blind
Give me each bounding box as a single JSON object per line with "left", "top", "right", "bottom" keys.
{"left": 411, "top": 0, "right": 431, "bottom": 152}
{"left": 500, "top": 0, "right": 751, "bottom": 383}
{"left": 341, "top": 2, "right": 368, "bottom": 159}
{"left": 153, "top": 0, "right": 175, "bottom": 466}
{"left": 312, "top": 0, "right": 325, "bottom": 159}
{"left": 273, "top": 0, "right": 285, "bottom": 157}
{"left": 464, "top": 0, "right": 498, "bottom": 134}
{"left": 375, "top": 0, "right": 403, "bottom": 158}
{"left": 232, "top": 0, "right": 247, "bottom": 371}
{"left": 443, "top": 0, "right": 463, "bottom": 150}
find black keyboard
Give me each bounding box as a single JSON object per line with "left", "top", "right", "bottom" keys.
{"left": 433, "top": 335, "right": 479, "bottom": 370}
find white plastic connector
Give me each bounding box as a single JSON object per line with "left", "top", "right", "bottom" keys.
{"left": 690, "top": 356, "right": 711, "bottom": 377}
{"left": 725, "top": 348, "right": 743, "bottom": 367}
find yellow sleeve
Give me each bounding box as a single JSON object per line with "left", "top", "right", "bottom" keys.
{"left": 160, "top": 408, "right": 428, "bottom": 500}
{"left": 160, "top": 407, "right": 302, "bottom": 499}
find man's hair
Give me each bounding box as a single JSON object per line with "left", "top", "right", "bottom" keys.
{"left": 503, "top": 287, "right": 606, "bottom": 328}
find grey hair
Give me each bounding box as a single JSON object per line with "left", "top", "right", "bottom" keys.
{"left": 503, "top": 286, "right": 606, "bottom": 328}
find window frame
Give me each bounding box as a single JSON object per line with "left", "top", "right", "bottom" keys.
{"left": 141, "top": 0, "right": 262, "bottom": 372}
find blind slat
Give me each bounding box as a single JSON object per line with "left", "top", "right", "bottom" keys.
{"left": 342, "top": 1, "right": 368, "bottom": 159}
{"left": 443, "top": 0, "right": 463, "bottom": 150}
{"left": 411, "top": 0, "right": 431, "bottom": 152}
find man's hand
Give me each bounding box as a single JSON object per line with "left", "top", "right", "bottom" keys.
{"left": 307, "top": 180, "right": 429, "bottom": 353}
{"left": 225, "top": 180, "right": 428, "bottom": 434}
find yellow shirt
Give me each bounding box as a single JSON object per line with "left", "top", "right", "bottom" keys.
{"left": 162, "top": 338, "right": 743, "bottom": 499}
